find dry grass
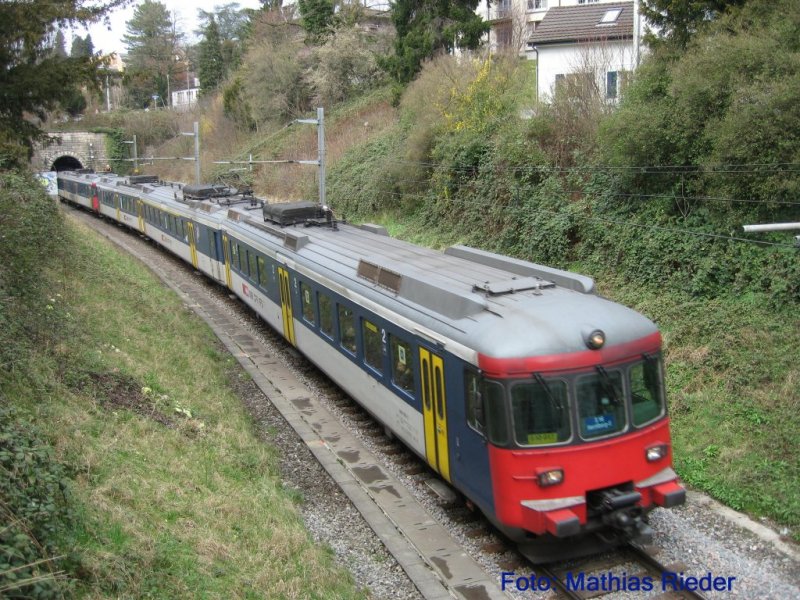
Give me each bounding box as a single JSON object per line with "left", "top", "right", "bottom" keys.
{"left": 20, "top": 218, "right": 366, "bottom": 598}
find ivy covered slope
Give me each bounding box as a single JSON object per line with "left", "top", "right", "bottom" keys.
{"left": 327, "top": 0, "right": 799, "bottom": 538}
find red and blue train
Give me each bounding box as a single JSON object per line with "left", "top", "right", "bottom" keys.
{"left": 58, "top": 169, "right": 685, "bottom": 560}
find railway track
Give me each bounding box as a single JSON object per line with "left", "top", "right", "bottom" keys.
{"left": 523, "top": 543, "right": 712, "bottom": 600}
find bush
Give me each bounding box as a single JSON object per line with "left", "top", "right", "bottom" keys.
{"left": 0, "top": 171, "right": 68, "bottom": 369}
{"left": 305, "top": 27, "right": 391, "bottom": 107}
{"left": 0, "top": 407, "right": 74, "bottom": 599}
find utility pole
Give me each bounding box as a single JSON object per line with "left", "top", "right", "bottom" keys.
{"left": 295, "top": 107, "right": 326, "bottom": 207}
{"left": 181, "top": 122, "right": 201, "bottom": 184}
{"left": 743, "top": 222, "right": 800, "bottom": 246}
{"left": 123, "top": 134, "right": 138, "bottom": 173}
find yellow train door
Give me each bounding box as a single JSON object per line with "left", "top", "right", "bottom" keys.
{"left": 186, "top": 221, "right": 199, "bottom": 269}
{"left": 222, "top": 234, "right": 233, "bottom": 289}
{"left": 136, "top": 200, "right": 145, "bottom": 233}
{"left": 419, "top": 347, "right": 450, "bottom": 481}
{"left": 277, "top": 267, "right": 296, "bottom": 346}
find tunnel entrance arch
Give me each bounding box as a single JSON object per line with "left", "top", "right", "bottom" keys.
{"left": 51, "top": 155, "right": 84, "bottom": 171}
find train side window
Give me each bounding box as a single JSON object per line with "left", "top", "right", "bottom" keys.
{"left": 630, "top": 357, "right": 665, "bottom": 426}
{"left": 484, "top": 380, "right": 509, "bottom": 446}
{"left": 390, "top": 336, "right": 414, "bottom": 394}
{"left": 238, "top": 244, "right": 247, "bottom": 274}
{"left": 161, "top": 211, "right": 168, "bottom": 230}
{"left": 319, "top": 293, "right": 334, "bottom": 338}
{"left": 338, "top": 305, "right": 356, "bottom": 354}
{"left": 300, "top": 283, "right": 315, "bottom": 324}
{"left": 362, "top": 319, "right": 382, "bottom": 371}
{"left": 230, "top": 241, "right": 239, "bottom": 271}
{"left": 464, "top": 369, "right": 484, "bottom": 433}
{"left": 248, "top": 251, "right": 258, "bottom": 283}
{"left": 258, "top": 256, "right": 269, "bottom": 289}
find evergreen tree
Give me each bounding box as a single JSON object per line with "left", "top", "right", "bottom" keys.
{"left": 70, "top": 34, "right": 94, "bottom": 58}
{"left": 198, "top": 18, "right": 225, "bottom": 94}
{"left": 386, "top": 0, "right": 488, "bottom": 83}
{"left": 0, "top": 0, "right": 125, "bottom": 165}
{"left": 298, "top": 0, "right": 335, "bottom": 41}
{"left": 641, "top": 0, "right": 747, "bottom": 49}
{"left": 54, "top": 31, "right": 67, "bottom": 58}
{"left": 123, "top": 0, "right": 184, "bottom": 108}
{"left": 197, "top": 4, "right": 250, "bottom": 77}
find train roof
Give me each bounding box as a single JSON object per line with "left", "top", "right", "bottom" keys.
{"left": 61, "top": 171, "right": 659, "bottom": 362}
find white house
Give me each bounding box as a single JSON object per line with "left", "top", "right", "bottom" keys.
{"left": 480, "top": 0, "right": 630, "bottom": 55}
{"left": 171, "top": 87, "right": 200, "bottom": 111}
{"left": 527, "top": 2, "right": 638, "bottom": 101}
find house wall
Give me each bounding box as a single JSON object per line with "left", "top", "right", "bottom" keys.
{"left": 532, "top": 38, "right": 634, "bottom": 100}
{"left": 171, "top": 88, "right": 199, "bottom": 112}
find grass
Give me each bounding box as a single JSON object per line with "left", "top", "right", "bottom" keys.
{"left": 373, "top": 209, "right": 800, "bottom": 542}
{"left": 4, "top": 216, "right": 365, "bottom": 598}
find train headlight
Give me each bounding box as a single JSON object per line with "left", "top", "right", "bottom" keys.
{"left": 585, "top": 329, "right": 605, "bottom": 350}
{"left": 646, "top": 444, "right": 669, "bottom": 462}
{"left": 536, "top": 468, "right": 564, "bottom": 487}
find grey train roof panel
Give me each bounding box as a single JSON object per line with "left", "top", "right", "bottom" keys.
{"left": 63, "top": 171, "right": 658, "bottom": 361}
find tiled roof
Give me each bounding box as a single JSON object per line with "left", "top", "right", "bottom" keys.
{"left": 529, "top": 2, "right": 634, "bottom": 46}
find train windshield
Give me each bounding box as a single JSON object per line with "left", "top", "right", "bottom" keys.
{"left": 510, "top": 379, "right": 571, "bottom": 446}
{"left": 576, "top": 369, "right": 626, "bottom": 439}
{"left": 482, "top": 355, "right": 667, "bottom": 448}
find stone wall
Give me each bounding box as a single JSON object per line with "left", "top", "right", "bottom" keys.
{"left": 31, "top": 131, "right": 109, "bottom": 171}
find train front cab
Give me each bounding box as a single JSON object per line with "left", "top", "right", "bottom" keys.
{"left": 477, "top": 332, "right": 685, "bottom": 556}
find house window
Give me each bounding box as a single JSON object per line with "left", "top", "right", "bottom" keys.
{"left": 599, "top": 8, "right": 623, "bottom": 24}
{"left": 496, "top": 25, "right": 512, "bottom": 48}
{"left": 578, "top": 0, "right": 599, "bottom": 4}
{"left": 527, "top": 0, "right": 547, "bottom": 10}
{"left": 607, "top": 71, "right": 619, "bottom": 99}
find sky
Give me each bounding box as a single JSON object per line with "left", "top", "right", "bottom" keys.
{"left": 71, "top": 0, "right": 263, "bottom": 56}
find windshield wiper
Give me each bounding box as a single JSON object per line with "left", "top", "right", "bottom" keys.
{"left": 595, "top": 366, "right": 621, "bottom": 405}
{"left": 534, "top": 372, "right": 562, "bottom": 414}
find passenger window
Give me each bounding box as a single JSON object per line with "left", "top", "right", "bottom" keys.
{"left": 338, "top": 305, "right": 356, "bottom": 354}
{"left": 391, "top": 336, "right": 414, "bottom": 394}
{"left": 319, "top": 294, "right": 334, "bottom": 338}
{"left": 362, "top": 319, "right": 382, "bottom": 371}
{"left": 238, "top": 244, "right": 247, "bottom": 274}
{"left": 300, "top": 283, "right": 315, "bottom": 324}
{"left": 248, "top": 251, "right": 258, "bottom": 282}
{"left": 464, "top": 369, "right": 484, "bottom": 433}
{"left": 258, "top": 256, "right": 269, "bottom": 288}
{"left": 230, "top": 242, "right": 238, "bottom": 270}
{"left": 630, "top": 357, "right": 665, "bottom": 426}
{"left": 484, "top": 381, "right": 509, "bottom": 446}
